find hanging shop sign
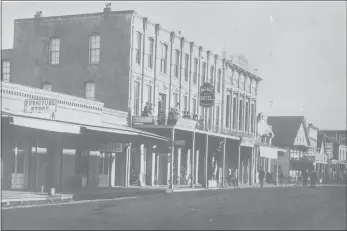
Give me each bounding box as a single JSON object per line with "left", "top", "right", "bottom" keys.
{"left": 174, "top": 140, "right": 186, "bottom": 147}
{"left": 200, "top": 83, "right": 215, "bottom": 108}
{"left": 99, "top": 143, "right": 123, "bottom": 153}
{"left": 24, "top": 99, "right": 57, "bottom": 114}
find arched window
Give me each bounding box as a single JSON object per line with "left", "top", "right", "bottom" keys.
{"left": 174, "top": 49, "right": 180, "bottom": 77}
{"left": 148, "top": 38, "right": 154, "bottom": 68}
{"left": 135, "top": 32, "right": 142, "bottom": 65}
{"left": 209, "top": 65, "right": 214, "bottom": 84}
{"left": 160, "top": 43, "right": 168, "bottom": 74}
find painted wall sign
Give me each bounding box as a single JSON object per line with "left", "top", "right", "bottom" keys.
{"left": 200, "top": 83, "right": 215, "bottom": 108}
{"left": 99, "top": 143, "right": 123, "bottom": 153}
{"left": 24, "top": 99, "right": 57, "bottom": 114}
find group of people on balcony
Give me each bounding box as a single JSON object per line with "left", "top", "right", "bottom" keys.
{"left": 141, "top": 102, "right": 204, "bottom": 126}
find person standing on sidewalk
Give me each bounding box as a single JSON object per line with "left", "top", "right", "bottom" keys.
{"left": 258, "top": 168, "right": 265, "bottom": 188}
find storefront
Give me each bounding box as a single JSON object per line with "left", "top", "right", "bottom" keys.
{"left": 1, "top": 82, "right": 169, "bottom": 192}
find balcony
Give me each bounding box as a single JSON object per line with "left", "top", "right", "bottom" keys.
{"left": 222, "top": 127, "right": 254, "bottom": 138}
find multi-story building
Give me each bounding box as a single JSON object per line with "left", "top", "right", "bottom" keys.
{"left": 307, "top": 123, "right": 319, "bottom": 156}
{"left": 319, "top": 130, "right": 347, "bottom": 182}
{"left": 2, "top": 5, "right": 262, "bottom": 189}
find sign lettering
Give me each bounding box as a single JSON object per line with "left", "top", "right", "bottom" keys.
{"left": 99, "top": 143, "right": 123, "bottom": 153}
{"left": 24, "top": 99, "right": 57, "bottom": 114}
{"left": 200, "top": 83, "right": 215, "bottom": 108}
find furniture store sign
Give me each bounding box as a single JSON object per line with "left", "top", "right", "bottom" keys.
{"left": 200, "top": 83, "right": 215, "bottom": 108}
{"left": 24, "top": 99, "right": 57, "bottom": 114}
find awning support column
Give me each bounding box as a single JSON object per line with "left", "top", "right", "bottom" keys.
{"left": 190, "top": 132, "right": 196, "bottom": 188}
{"left": 222, "top": 137, "right": 226, "bottom": 188}
{"left": 169, "top": 128, "right": 175, "bottom": 190}
{"left": 205, "top": 135, "right": 209, "bottom": 188}
{"left": 238, "top": 140, "right": 241, "bottom": 185}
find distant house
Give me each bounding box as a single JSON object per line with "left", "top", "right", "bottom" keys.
{"left": 267, "top": 116, "right": 311, "bottom": 180}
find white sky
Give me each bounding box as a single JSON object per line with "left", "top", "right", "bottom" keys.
{"left": 2, "top": 1, "right": 346, "bottom": 130}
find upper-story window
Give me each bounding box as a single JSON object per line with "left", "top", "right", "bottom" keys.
{"left": 42, "top": 82, "right": 52, "bottom": 91}
{"left": 239, "top": 73, "right": 245, "bottom": 90}
{"left": 209, "top": 65, "right": 214, "bottom": 84}
{"left": 89, "top": 34, "right": 100, "bottom": 64}
{"left": 184, "top": 54, "right": 189, "bottom": 82}
{"left": 49, "top": 37, "right": 60, "bottom": 65}
{"left": 192, "top": 98, "right": 197, "bottom": 114}
{"left": 217, "top": 69, "right": 221, "bottom": 93}
{"left": 233, "top": 69, "right": 239, "bottom": 87}
{"left": 174, "top": 49, "right": 180, "bottom": 78}
{"left": 85, "top": 81, "right": 95, "bottom": 100}
{"left": 160, "top": 43, "right": 168, "bottom": 74}
{"left": 173, "top": 92, "right": 178, "bottom": 109}
{"left": 251, "top": 80, "right": 257, "bottom": 94}
{"left": 193, "top": 58, "right": 198, "bottom": 85}
{"left": 2, "top": 61, "right": 10, "bottom": 82}
{"left": 148, "top": 38, "right": 154, "bottom": 69}
{"left": 183, "top": 95, "right": 188, "bottom": 112}
{"left": 135, "top": 32, "right": 142, "bottom": 65}
{"left": 133, "top": 81, "right": 140, "bottom": 115}
{"left": 201, "top": 62, "right": 206, "bottom": 84}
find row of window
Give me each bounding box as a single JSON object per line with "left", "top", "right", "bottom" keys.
{"left": 134, "top": 32, "right": 223, "bottom": 93}
{"left": 48, "top": 34, "right": 100, "bottom": 65}
{"left": 40, "top": 81, "right": 96, "bottom": 100}
{"left": 133, "top": 80, "right": 255, "bottom": 133}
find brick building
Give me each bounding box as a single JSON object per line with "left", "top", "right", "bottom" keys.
{"left": 2, "top": 5, "right": 265, "bottom": 189}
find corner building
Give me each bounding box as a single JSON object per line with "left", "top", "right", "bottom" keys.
{"left": 4, "top": 6, "right": 262, "bottom": 189}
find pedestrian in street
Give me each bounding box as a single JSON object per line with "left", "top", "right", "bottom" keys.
{"left": 310, "top": 169, "right": 317, "bottom": 188}
{"left": 258, "top": 168, "right": 265, "bottom": 188}
{"left": 302, "top": 170, "right": 308, "bottom": 187}
{"left": 227, "top": 168, "right": 233, "bottom": 186}
{"left": 279, "top": 168, "right": 284, "bottom": 187}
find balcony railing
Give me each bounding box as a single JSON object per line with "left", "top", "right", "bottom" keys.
{"left": 132, "top": 114, "right": 255, "bottom": 138}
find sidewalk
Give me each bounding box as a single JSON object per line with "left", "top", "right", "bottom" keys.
{"left": 2, "top": 190, "right": 73, "bottom": 207}
{"left": 1, "top": 186, "right": 167, "bottom": 208}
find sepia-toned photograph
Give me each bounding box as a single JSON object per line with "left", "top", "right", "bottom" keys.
{"left": 1, "top": 1, "right": 346, "bottom": 230}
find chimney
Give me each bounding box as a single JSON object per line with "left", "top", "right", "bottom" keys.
{"left": 34, "top": 11, "right": 42, "bottom": 18}
{"left": 104, "top": 3, "right": 111, "bottom": 13}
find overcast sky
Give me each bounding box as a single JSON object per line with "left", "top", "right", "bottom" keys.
{"left": 2, "top": 1, "right": 346, "bottom": 130}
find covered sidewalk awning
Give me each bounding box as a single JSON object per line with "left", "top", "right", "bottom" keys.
{"left": 81, "top": 123, "right": 170, "bottom": 142}
{"left": 255, "top": 141, "right": 287, "bottom": 159}
{"left": 2, "top": 113, "right": 170, "bottom": 142}
{"left": 2, "top": 113, "right": 81, "bottom": 134}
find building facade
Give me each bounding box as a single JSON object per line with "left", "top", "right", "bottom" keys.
{"left": 267, "top": 116, "right": 312, "bottom": 180}
{"left": 2, "top": 5, "right": 263, "bottom": 190}
{"left": 1, "top": 81, "right": 169, "bottom": 191}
